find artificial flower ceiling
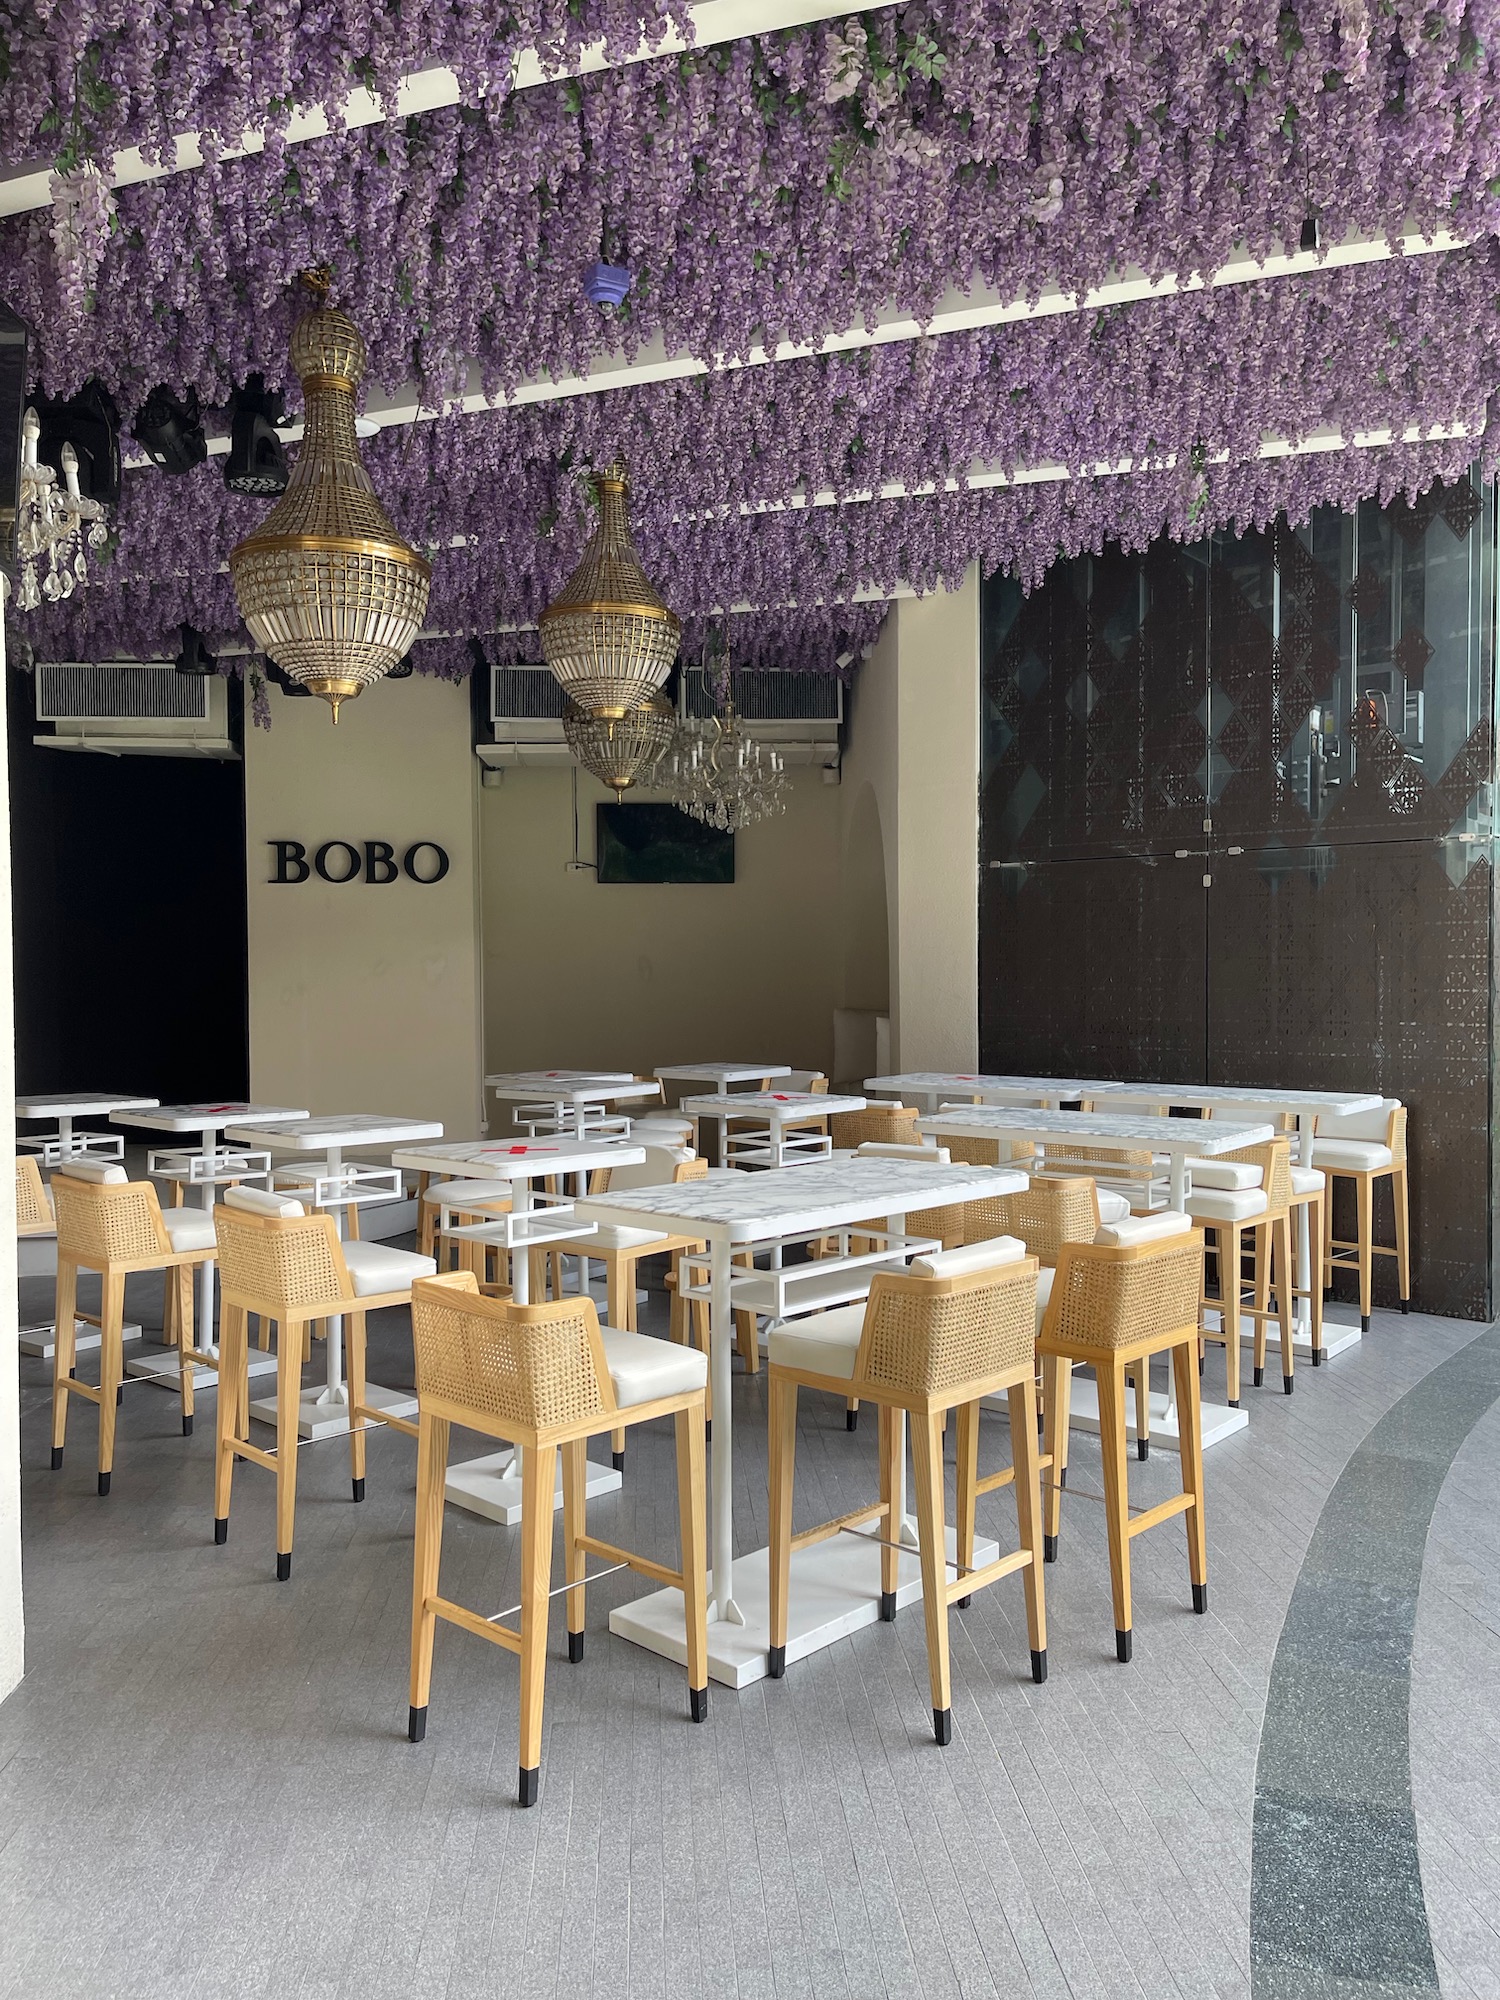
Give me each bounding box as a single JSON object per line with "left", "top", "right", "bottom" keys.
{"left": 3, "top": 0, "right": 1498, "bottom": 677}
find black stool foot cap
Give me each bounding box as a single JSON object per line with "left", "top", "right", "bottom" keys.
{"left": 213, "top": 1516, "right": 228, "bottom": 1546}
{"left": 1361, "top": 1314, "right": 1371, "bottom": 1333}
{"left": 956, "top": 1595, "right": 972, "bottom": 1610}
{"left": 1116, "top": 1628, "right": 1133, "bottom": 1664}
{"left": 767, "top": 1644, "right": 786, "bottom": 1679}
{"left": 276, "top": 1552, "right": 292, "bottom": 1582}
{"left": 518, "top": 1766, "right": 539, "bottom": 1808}
{"left": 1058, "top": 1468, "right": 1067, "bottom": 1489}
{"left": 1031, "top": 1648, "right": 1048, "bottom": 1685}
{"left": 1311, "top": 1348, "right": 1325, "bottom": 1367}
{"left": 49, "top": 1446, "right": 63, "bottom": 1471}
{"left": 116, "top": 1386, "right": 124, "bottom": 1406}
{"left": 1043, "top": 1535, "right": 1059, "bottom": 1563}
{"left": 704, "top": 1419, "right": 711, "bottom": 1442}
{"left": 845, "top": 1408, "right": 859, "bottom": 1432}
{"left": 1323, "top": 1288, "right": 1334, "bottom": 1302}
{"left": 1227, "top": 1398, "right": 1240, "bottom": 1409}
{"left": 567, "top": 1630, "right": 584, "bottom": 1664}
{"left": 879, "top": 1590, "right": 897, "bottom": 1623}
{"left": 97, "top": 1471, "right": 110, "bottom": 1497}
{"left": 1283, "top": 1374, "right": 1294, "bottom": 1396}
{"left": 1401, "top": 1299, "right": 1410, "bottom": 1316}
{"left": 407, "top": 1705, "right": 427, "bottom": 1744}
{"left": 612, "top": 1450, "right": 626, "bottom": 1471}
{"left": 933, "top": 1708, "right": 952, "bottom": 1746}
{"left": 689, "top": 1685, "right": 709, "bottom": 1723}
{"left": 180, "top": 1413, "right": 193, "bottom": 1437}
{"left": 1192, "top": 1582, "right": 1209, "bottom": 1614}
{"left": 1198, "top": 1356, "right": 1205, "bottom": 1376}
{"left": 351, "top": 1477, "right": 365, "bottom": 1503}
{"left": 1137, "top": 1438, "right": 1149, "bottom": 1461}
{"left": 1253, "top": 1366, "right": 1264, "bottom": 1388}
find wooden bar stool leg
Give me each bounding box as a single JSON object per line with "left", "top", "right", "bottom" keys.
{"left": 407, "top": 1412, "right": 450, "bottom": 1744}
{"left": 50, "top": 1259, "right": 80, "bottom": 1470}
{"left": 1394, "top": 1164, "right": 1411, "bottom": 1314}
{"left": 1324, "top": 1177, "right": 1336, "bottom": 1294}
{"left": 517, "top": 1441, "right": 558, "bottom": 1806}
{"left": 878, "top": 1401, "right": 901, "bottom": 1621}
{"left": 1308, "top": 1193, "right": 1325, "bottom": 1363}
{"left": 1220, "top": 1225, "right": 1242, "bottom": 1407}
{"left": 347, "top": 1309, "right": 369, "bottom": 1501}
{"left": 1131, "top": 1361, "right": 1150, "bottom": 1462}
{"left": 1041, "top": 1353, "right": 1071, "bottom": 1561}
{"left": 1096, "top": 1358, "right": 1134, "bottom": 1662}
{"left": 175, "top": 1264, "right": 197, "bottom": 1437}
{"left": 275, "top": 1316, "right": 304, "bottom": 1580}
{"left": 767, "top": 1374, "right": 797, "bottom": 1676}
{"left": 1272, "top": 1215, "right": 1293, "bottom": 1394}
{"left": 1251, "top": 1222, "right": 1272, "bottom": 1388}
{"left": 674, "top": 1404, "right": 710, "bottom": 1721}
{"left": 213, "top": 1304, "right": 247, "bottom": 1544}
{"left": 1010, "top": 1375, "right": 1047, "bottom": 1681}
{"left": 562, "top": 1437, "right": 588, "bottom": 1663}
{"left": 606, "top": 1259, "right": 629, "bottom": 1469}
{"left": 909, "top": 1408, "right": 954, "bottom": 1744}
{"left": 415, "top": 1174, "right": 434, "bottom": 1257}
{"left": 954, "top": 1399, "right": 978, "bottom": 1609}
{"left": 96, "top": 1273, "right": 126, "bottom": 1497}
{"left": 1356, "top": 1172, "right": 1374, "bottom": 1330}
{"left": 1171, "top": 1337, "right": 1209, "bottom": 1614}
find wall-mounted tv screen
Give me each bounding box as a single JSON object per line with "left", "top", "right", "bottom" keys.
{"left": 596, "top": 803, "right": 734, "bottom": 884}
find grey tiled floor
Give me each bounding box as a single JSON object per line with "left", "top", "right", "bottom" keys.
{"left": 0, "top": 1263, "right": 1490, "bottom": 2000}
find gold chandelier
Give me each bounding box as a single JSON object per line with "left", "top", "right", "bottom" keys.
{"left": 562, "top": 693, "right": 676, "bottom": 798}
{"left": 538, "top": 457, "right": 680, "bottom": 718}
{"left": 229, "top": 275, "right": 431, "bottom": 723}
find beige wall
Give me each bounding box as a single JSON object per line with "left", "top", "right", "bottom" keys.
{"left": 244, "top": 676, "right": 484, "bottom": 1140}
{"left": 480, "top": 766, "right": 842, "bottom": 1082}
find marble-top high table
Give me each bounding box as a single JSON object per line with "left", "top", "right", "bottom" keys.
{"left": 388, "top": 1134, "right": 646, "bottom": 1524}
{"left": 571, "top": 1154, "right": 1028, "bottom": 1688}
{"left": 113, "top": 1102, "right": 310, "bottom": 1391}
{"left": 15, "top": 1092, "right": 160, "bottom": 1360}
{"left": 917, "top": 1105, "right": 1276, "bottom": 1452}
{"left": 655, "top": 1062, "right": 792, "bottom": 1091}
{"left": 224, "top": 1114, "right": 443, "bottom": 1441}
{"left": 483, "top": 1070, "right": 660, "bottom": 1140}
{"left": 865, "top": 1073, "right": 1099, "bottom": 1113}
{"left": 681, "top": 1090, "right": 861, "bottom": 1170}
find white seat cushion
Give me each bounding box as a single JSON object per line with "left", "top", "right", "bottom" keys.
{"left": 224, "top": 1184, "right": 306, "bottom": 1218}
{"left": 560, "top": 1222, "right": 671, "bottom": 1252}
{"left": 1095, "top": 1212, "right": 1195, "bottom": 1246}
{"left": 423, "top": 1178, "right": 513, "bottom": 1209}
{"left": 1184, "top": 1186, "right": 1269, "bottom": 1224}
{"left": 598, "top": 1325, "right": 707, "bottom": 1406}
{"left": 162, "top": 1207, "right": 218, "bottom": 1252}
{"left": 1290, "top": 1165, "right": 1326, "bottom": 1196}
{"left": 855, "top": 1141, "right": 950, "bottom": 1163}
{"left": 768, "top": 1302, "right": 866, "bottom": 1379}
{"left": 628, "top": 1117, "right": 695, "bottom": 1144}
{"left": 912, "top": 1237, "right": 1026, "bottom": 1278}
{"left": 58, "top": 1160, "right": 127, "bottom": 1185}
{"left": 1317, "top": 1099, "right": 1400, "bottom": 1143}
{"left": 1035, "top": 1262, "right": 1055, "bottom": 1334}
{"left": 341, "top": 1238, "right": 438, "bottom": 1297}
{"left": 1186, "top": 1158, "right": 1263, "bottom": 1191}
{"left": 1311, "top": 1139, "right": 1393, "bottom": 1172}
{"left": 602, "top": 1146, "right": 696, "bottom": 1192}
{"left": 1095, "top": 1188, "right": 1131, "bottom": 1225}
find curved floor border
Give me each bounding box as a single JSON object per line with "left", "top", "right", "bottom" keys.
{"left": 1251, "top": 1321, "right": 1500, "bottom": 1999}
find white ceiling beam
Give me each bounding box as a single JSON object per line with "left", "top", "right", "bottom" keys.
{"left": 0, "top": 0, "right": 878, "bottom": 218}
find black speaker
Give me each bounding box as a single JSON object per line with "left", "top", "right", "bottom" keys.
{"left": 33, "top": 378, "right": 122, "bottom": 507}
{"left": 0, "top": 303, "right": 31, "bottom": 582}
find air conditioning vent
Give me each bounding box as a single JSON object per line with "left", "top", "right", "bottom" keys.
{"left": 490, "top": 663, "right": 566, "bottom": 723}
{"left": 37, "top": 661, "right": 209, "bottom": 722}
{"left": 683, "top": 669, "right": 842, "bottom": 724}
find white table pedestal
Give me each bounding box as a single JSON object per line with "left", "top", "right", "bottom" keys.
{"left": 1046, "top": 1377, "right": 1247, "bottom": 1453}
{"left": 20, "top": 1318, "right": 140, "bottom": 1361}
{"left": 248, "top": 1376, "right": 418, "bottom": 1442}
{"left": 127, "top": 1341, "right": 277, "bottom": 1391}
{"left": 1201, "top": 1307, "right": 1362, "bottom": 1366}
{"left": 610, "top": 1527, "right": 1000, "bottom": 1691}
{"left": 445, "top": 1450, "right": 623, "bottom": 1525}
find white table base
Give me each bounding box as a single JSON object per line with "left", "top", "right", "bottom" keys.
{"left": 248, "top": 1378, "right": 417, "bottom": 1442}
{"left": 444, "top": 1450, "right": 623, "bottom": 1525}
{"left": 1057, "top": 1377, "right": 1247, "bottom": 1453}
{"left": 127, "top": 1342, "right": 277, "bottom": 1390}
{"left": 19, "top": 1318, "right": 140, "bottom": 1360}
{"left": 1201, "top": 1309, "right": 1362, "bottom": 1366}
{"left": 611, "top": 1527, "right": 1000, "bottom": 1690}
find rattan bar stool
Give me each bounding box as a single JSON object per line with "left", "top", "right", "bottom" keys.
{"left": 406, "top": 1271, "right": 709, "bottom": 1806}
{"left": 1038, "top": 1221, "right": 1209, "bottom": 1662}
{"left": 50, "top": 1162, "right": 214, "bottom": 1492}
{"left": 1312, "top": 1099, "right": 1410, "bottom": 1329}
{"left": 1187, "top": 1139, "right": 1294, "bottom": 1398}
{"left": 212, "top": 1188, "right": 436, "bottom": 1578}
{"left": 1206, "top": 1104, "right": 1325, "bottom": 1365}
{"left": 16, "top": 1154, "right": 53, "bottom": 1238}
{"left": 766, "top": 1237, "right": 1047, "bottom": 1743}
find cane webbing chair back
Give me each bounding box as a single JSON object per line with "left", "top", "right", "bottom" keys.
{"left": 1058, "top": 1143, "right": 1153, "bottom": 1170}
{"left": 945, "top": 1133, "right": 1036, "bottom": 1169}
{"left": 52, "top": 1174, "right": 170, "bottom": 1265}
{"left": 15, "top": 1156, "right": 52, "bottom": 1234}
{"left": 966, "top": 1176, "right": 1099, "bottom": 1261}
{"left": 858, "top": 1262, "right": 1037, "bottom": 1397}
{"left": 411, "top": 1276, "right": 613, "bottom": 1432}
{"left": 213, "top": 1206, "right": 349, "bottom": 1311}
{"left": 830, "top": 1106, "right": 920, "bottom": 1150}
{"left": 1046, "top": 1236, "right": 1204, "bottom": 1353}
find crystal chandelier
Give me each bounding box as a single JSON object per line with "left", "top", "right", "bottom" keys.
{"left": 13, "top": 406, "right": 108, "bottom": 611}
{"left": 538, "top": 457, "right": 680, "bottom": 717}
{"left": 659, "top": 674, "right": 787, "bottom": 832}
{"left": 562, "top": 693, "right": 676, "bottom": 798}
{"left": 229, "top": 273, "right": 431, "bottom": 722}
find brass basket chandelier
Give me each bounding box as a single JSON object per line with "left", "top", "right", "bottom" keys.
{"left": 539, "top": 457, "right": 680, "bottom": 718}
{"left": 229, "top": 275, "right": 431, "bottom": 722}
{"left": 562, "top": 693, "right": 676, "bottom": 798}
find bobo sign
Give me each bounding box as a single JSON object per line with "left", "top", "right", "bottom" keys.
{"left": 269, "top": 840, "right": 450, "bottom": 885}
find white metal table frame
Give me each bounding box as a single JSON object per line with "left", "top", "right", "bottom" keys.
{"left": 16, "top": 1091, "right": 159, "bottom": 1166}
{"left": 112, "top": 1103, "right": 310, "bottom": 1388}
{"left": 571, "top": 1155, "right": 1028, "bottom": 1687}
{"left": 483, "top": 1072, "right": 662, "bottom": 1139}
{"left": 681, "top": 1091, "right": 863, "bottom": 1170}
{"left": 390, "top": 1136, "right": 646, "bottom": 1524}
{"left": 224, "top": 1115, "right": 443, "bottom": 1440}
